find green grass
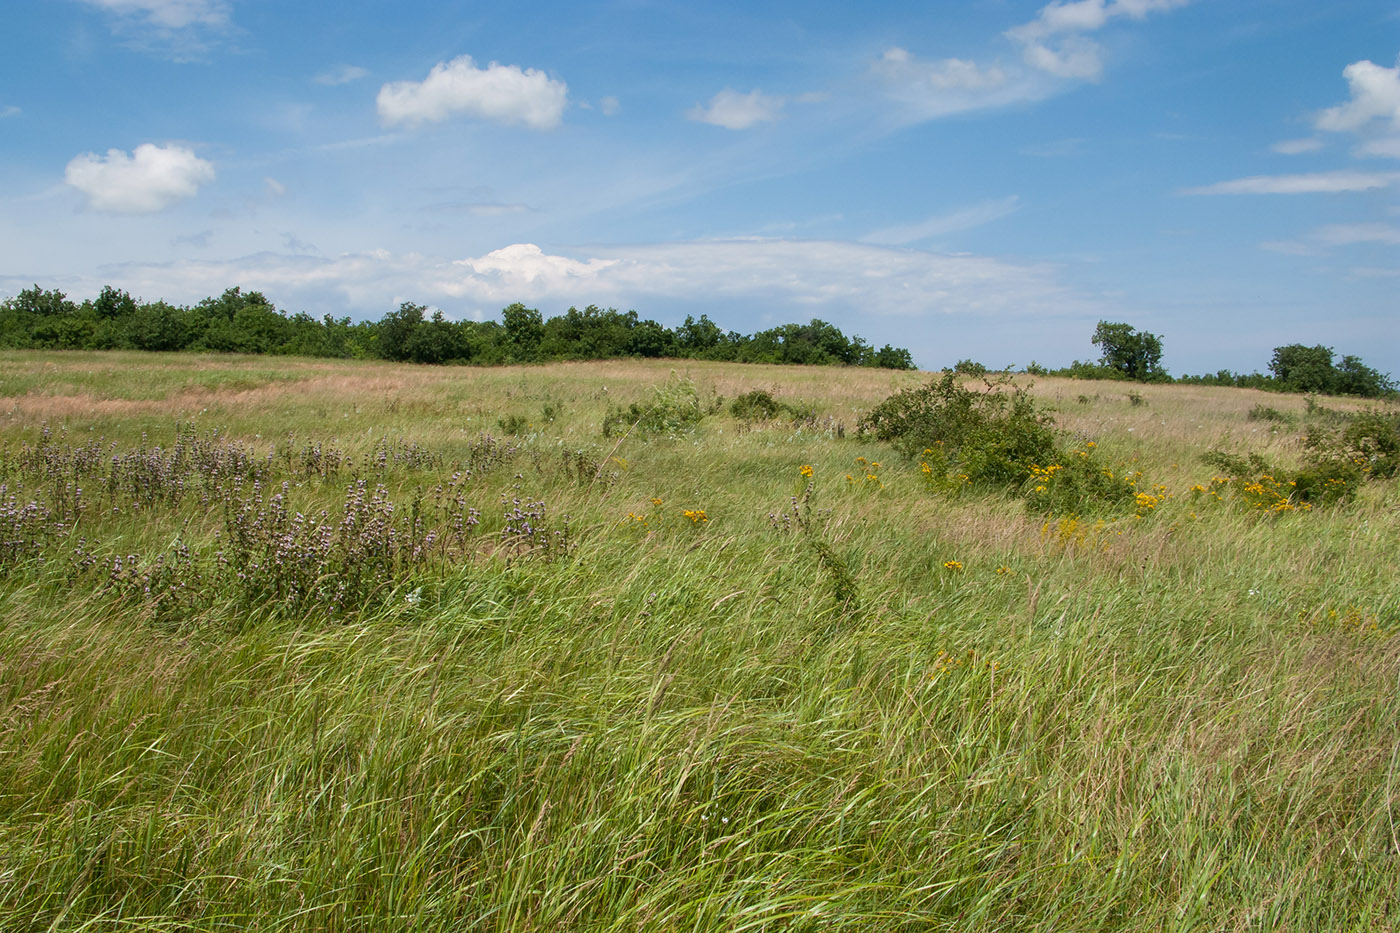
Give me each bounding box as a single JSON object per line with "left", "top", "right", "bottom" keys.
{"left": 1, "top": 351, "right": 1397, "bottom": 930}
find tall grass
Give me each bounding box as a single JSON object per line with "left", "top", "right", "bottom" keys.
{"left": 0, "top": 352, "right": 1397, "bottom": 930}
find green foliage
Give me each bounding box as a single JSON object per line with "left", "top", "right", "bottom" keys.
{"left": 0, "top": 285, "right": 916, "bottom": 371}
{"left": 1268, "top": 344, "right": 1395, "bottom": 398}
{"left": 1021, "top": 446, "right": 1140, "bottom": 516}
{"left": 859, "top": 372, "right": 1058, "bottom": 487}
{"left": 1092, "top": 320, "right": 1165, "bottom": 382}
{"left": 952, "top": 359, "right": 988, "bottom": 377}
{"left": 1247, "top": 404, "right": 1295, "bottom": 425}
{"left": 602, "top": 374, "right": 705, "bottom": 438}
{"left": 729, "top": 389, "right": 814, "bottom": 422}
{"left": 807, "top": 538, "right": 860, "bottom": 616}
{"left": 1307, "top": 410, "right": 1400, "bottom": 480}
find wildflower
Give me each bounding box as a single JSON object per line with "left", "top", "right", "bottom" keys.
{"left": 995, "top": 566, "right": 1012, "bottom": 575}
{"left": 799, "top": 464, "right": 814, "bottom": 479}
{"left": 682, "top": 509, "right": 708, "bottom": 524}
{"left": 943, "top": 560, "right": 963, "bottom": 572}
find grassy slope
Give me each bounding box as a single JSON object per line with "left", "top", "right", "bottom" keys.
{"left": 1, "top": 351, "right": 1397, "bottom": 931}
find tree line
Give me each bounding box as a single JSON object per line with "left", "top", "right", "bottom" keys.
{"left": 1020, "top": 321, "right": 1395, "bottom": 399}
{"left": 0, "top": 285, "right": 916, "bottom": 369}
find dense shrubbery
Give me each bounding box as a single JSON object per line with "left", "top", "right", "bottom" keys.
{"left": 858, "top": 373, "right": 1058, "bottom": 487}
{"left": 0, "top": 285, "right": 916, "bottom": 370}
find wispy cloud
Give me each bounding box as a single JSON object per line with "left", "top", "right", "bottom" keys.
{"left": 874, "top": 0, "right": 1190, "bottom": 123}
{"left": 686, "top": 89, "right": 785, "bottom": 130}
{"left": 1314, "top": 222, "right": 1400, "bottom": 246}
{"left": 1005, "top": 0, "right": 1192, "bottom": 82}
{"left": 377, "top": 56, "right": 568, "bottom": 130}
{"left": 0, "top": 105, "right": 20, "bottom": 119}
{"left": 862, "top": 196, "right": 1021, "bottom": 245}
{"left": 1182, "top": 170, "right": 1400, "bottom": 195}
{"left": 79, "top": 239, "right": 1097, "bottom": 322}
{"left": 313, "top": 64, "right": 369, "bottom": 87}
{"left": 1271, "top": 137, "right": 1323, "bottom": 155}
{"left": 74, "top": 0, "right": 232, "bottom": 58}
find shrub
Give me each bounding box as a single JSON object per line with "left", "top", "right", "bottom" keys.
{"left": 603, "top": 374, "right": 704, "bottom": 438}
{"left": 1021, "top": 445, "right": 1141, "bottom": 516}
{"left": 859, "top": 373, "right": 1057, "bottom": 487}
{"left": 730, "top": 389, "right": 781, "bottom": 421}
{"left": 953, "top": 359, "right": 988, "bottom": 377}
{"left": 1247, "top": 404, "right": 1294, "bottom": 424}
{"left": 730, "top": 389, "right": 816, "bottom": 423}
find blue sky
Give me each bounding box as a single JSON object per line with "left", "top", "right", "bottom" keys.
{"left": 2, "top": 0, "right": 1397, "bottom": 373}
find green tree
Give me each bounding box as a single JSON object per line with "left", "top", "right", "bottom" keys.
{"left": 1268, "top": 344, "right": 1336, "bottom": 393}
{"left": 501, "top": 303, "right": 544, "bottom": 362}
{"left": 1092, "top": 321, "right": 1164, "bottom": 381}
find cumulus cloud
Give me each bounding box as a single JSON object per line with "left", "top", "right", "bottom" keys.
{"left": 377, "top": 56, "right": 568, "bottom": 129}
{"left": 65, "top": 143, "right": 215, "bottom": 212}
{"left": 1316, "top": 57, "right": 1400, "bottom": 133}
{"left": 1312, "top": 56, "right": 1400, "bottom": 162}
{"left": 686, "top": 89, "right": 785, "bottom": 130}
{"left": 1181, "top": 170, "right": 1400, "bottom": 195}
{"left": 862, "top": 196, "right": 1021, "bottom": 245}
{"left": 314, "top": 64, "right": 369, "bottom": 87}
{"left": 1271, "top": 137, "right": 1324, "bottom": 155}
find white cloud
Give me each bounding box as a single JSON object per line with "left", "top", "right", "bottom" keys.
{"left": 600, "top": 96, "right": 621, "bottom": 116}
{"left": 314, "top": 64, "right": 369, "bottom": 87}
{"left": 82, "top": 239, "right": 1096, "bottom": 323}
{"left": 862, "top": 196, "right": 1021, "bottom": 245}
{"left": 1316, "top": 57, "right": 1400, "bottom": 133}
{"left": 1006, "top": 0, "right": 1189, "bottom": 81}
{"left": 1358, "top": 137, "right": 1400, "bottom": 159}
{"left": 65, "top": 143, "right": 215, "bottom": 212}
{"left": 76, "top": 0, "right": 228, "bottom": 29}
{"left": 1314, "top": 223, "right": 1400, "bottom": 246}
{"left": 1182, "top": 170, "right": 1400, "bottom": 195}
{"left": 872, "top": 48, "right": 1048, "bottom": 119}
{"left": 377, "top": 56, "right": 568, "bottom": 130}
{"left": 0, "top": 105, "right": 19, "bottom": 119}
{"left": 264, "top": 177, "right": 286, "bottom": 197}
{"left": 686, "top": 89, "right": 785, "bottom": 130}
{"left": 1271, "top": 137, "right": 1324, "bottom": 155}
{"left": 1020, "top": 35, "right": 1104, "bottom": 80}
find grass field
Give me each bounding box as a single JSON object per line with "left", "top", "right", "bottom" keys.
{"left": 1, "top": 350, "right": 1398, "bottom": 931}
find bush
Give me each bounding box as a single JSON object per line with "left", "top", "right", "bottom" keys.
{"left": 1021, "top": 445, "right": 1142, "bottom": 516}
{"left": 858, "top": 373, "right": 1057, "bottom": 487}
{"left": 953, "top": 359, "right": 988, "bottom": 377}
{"left": 730, "top": 389, "right": 815, "bottom": 423}
{"left": 603, "top": 374, "right": 705, "bottom": 438}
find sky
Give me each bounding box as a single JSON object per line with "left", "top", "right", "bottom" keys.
{"left": 1, "top": 0, "right": 1397, "bottom": 374}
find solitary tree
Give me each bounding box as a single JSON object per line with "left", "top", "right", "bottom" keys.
{"left": 1092, "top": 321, "right": 1164, "bottom": 381}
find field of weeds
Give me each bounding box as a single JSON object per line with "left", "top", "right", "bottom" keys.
{"left": 1, "top": 350, "right": 1398, "bottom": 931}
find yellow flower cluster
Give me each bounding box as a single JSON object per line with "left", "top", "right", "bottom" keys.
{"left": 928, "top": 649, "right": 999, "bottom": 681}
{"left": 943, "top": 560, "right": 963, "bottom": 572}
{"left": 1237, "top": 474, "right": 1311, "bottom": 513}
{"left": 682, "top": 509, "right": 708, "bottom": 524}
{"left": 847, "top": 456, "right": 884, "bottom": 489}
{"left": 799, "top": 464, "right": 814, "bottom": 479}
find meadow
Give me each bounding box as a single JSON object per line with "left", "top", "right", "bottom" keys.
{"left": 1, "top": 349, "right": 1397, "bottom": 931}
